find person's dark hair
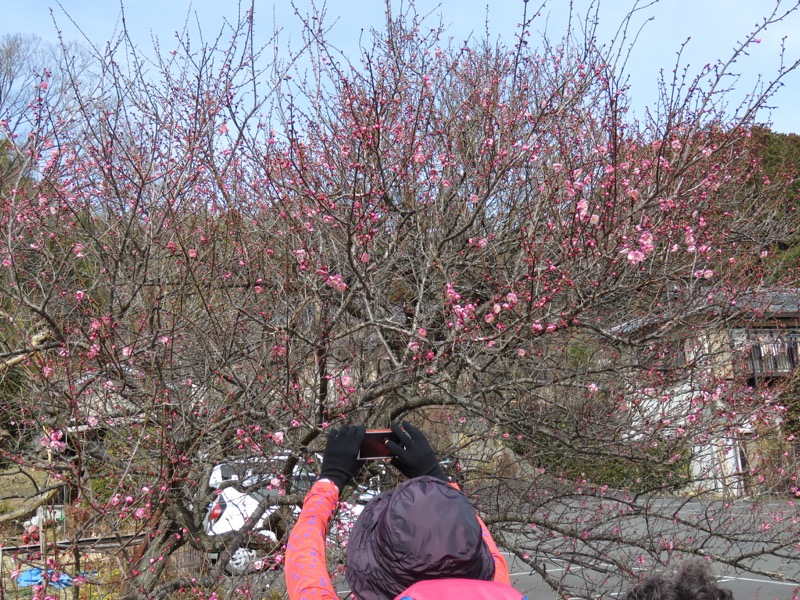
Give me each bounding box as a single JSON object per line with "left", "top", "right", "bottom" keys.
{"left": 621, "top": 559, "right": 733, "bottom": 600}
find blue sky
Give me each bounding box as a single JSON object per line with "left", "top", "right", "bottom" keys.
{"left": 3, "top": 0, "right": 799, "bottom": 133}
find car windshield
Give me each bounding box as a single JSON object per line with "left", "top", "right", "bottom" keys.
{"left": 212, "top": 458, "right": 317, "bottom": 494}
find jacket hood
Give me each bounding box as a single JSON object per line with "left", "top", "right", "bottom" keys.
{"left": 345, "top": 476, "right": 495, "bottom": 600}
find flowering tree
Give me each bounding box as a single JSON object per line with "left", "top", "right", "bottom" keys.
{"left": 1, "top": 1, "right": 800, "bottom": 598}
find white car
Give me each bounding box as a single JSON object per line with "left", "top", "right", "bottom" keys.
{"left": 203, "top": 459, "right": 311, "bottom": 574}
{"left": 203, "top": 459, "right": 377, "bottom": 574}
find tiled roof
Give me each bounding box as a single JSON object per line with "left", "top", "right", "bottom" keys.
{"left": 611, "top": 288, "right": 800, "bottom": 337}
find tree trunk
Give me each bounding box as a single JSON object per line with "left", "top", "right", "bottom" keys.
{"left": 118, "top": 520, "right": 186, "bottom": 600}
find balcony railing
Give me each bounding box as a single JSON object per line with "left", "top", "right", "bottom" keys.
{"left": 743, "top": 330, "right": 800, "bottom": 377}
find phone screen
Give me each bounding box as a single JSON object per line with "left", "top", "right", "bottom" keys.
{"left": 358, "top": 429, "right": 399, "bottom": 460}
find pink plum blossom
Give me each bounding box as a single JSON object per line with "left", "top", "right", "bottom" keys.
{"left": 627, "top": 250, "right": 645, "bottom": 264}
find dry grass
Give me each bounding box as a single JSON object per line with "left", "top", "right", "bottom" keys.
{"left": 0, "top": 467, "right": 49, "bottom": 503}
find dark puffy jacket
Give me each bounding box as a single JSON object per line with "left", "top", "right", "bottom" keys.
{"left": 345, "top": 476, "right": 498, "bottom": 600}
{"left": 285, "top": 478, "right": 511, "bottom": 600}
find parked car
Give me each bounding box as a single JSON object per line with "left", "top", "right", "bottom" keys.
{"left": 203, "top": 458, "right": 308, "bottom": 573}
{"left": 203, "top": 457, "right": 376, "bottom": 574}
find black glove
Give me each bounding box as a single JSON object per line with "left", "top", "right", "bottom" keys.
{"left": 319, "top": 424, "right": 366, "bottom": 492}
{"left": 385, "top": 421, "right": 447, "bottom": 481}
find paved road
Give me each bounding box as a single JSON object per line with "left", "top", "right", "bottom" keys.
{"left": 504, "top": 552, "right": 800, "bottom": 599}
{"left": 326, "top": 494, "right": 800, "bottom": 599}
{"left": 488, "top": 493, "right": 800, "bottom": 599}
{"left": 331, "top": 552, "right": 798, "bottom": 599}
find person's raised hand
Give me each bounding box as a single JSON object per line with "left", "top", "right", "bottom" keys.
{"left": 385, "top": 421, "right": 447, "bottom": 481}
{"left": 319, "top": 424, "right": 366, "bottom": 492}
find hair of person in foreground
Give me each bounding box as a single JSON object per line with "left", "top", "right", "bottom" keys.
{"left": 620, "top": 559, "right": 734, "bottom": 600}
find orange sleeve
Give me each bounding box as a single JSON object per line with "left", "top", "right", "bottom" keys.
{"left": 476, "top": 514, "right": 511, "bottom": 584}
{"left": 448, "top": 482, "right": 510, "bottom": 585}
{"left": 284, "top": 479, "right": 341, "bottom": 600}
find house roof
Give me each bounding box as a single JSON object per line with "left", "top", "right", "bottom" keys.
{"left": 610, "top": 288, "right": 800, "bottom": 338}
{"left": 736, "top": 289, "right": 800, "bottom": 318}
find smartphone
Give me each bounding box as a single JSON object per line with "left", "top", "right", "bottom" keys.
{"left": 358, "top": 429, "right": 399, "bottom": 460}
